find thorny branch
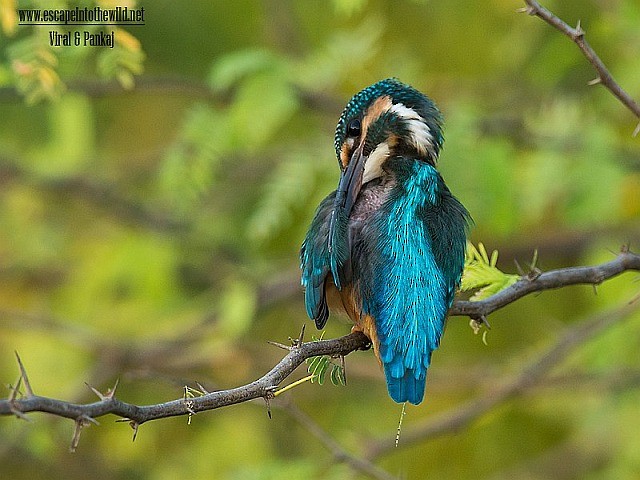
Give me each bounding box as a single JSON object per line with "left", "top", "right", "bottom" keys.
{"left": 366, "top": 294, "right": 640, "bottom": 459}
{"left": 521, "top": 0, "right": 640, "bottom": 134}
{"left": 281, "top": 401, "right": 400, "bottom": 480}
{"left": 1, "top": 332, "right": 370, "bottom": 425}
{"left": 450, "top": 248, "right": 640, "bottom": 319}
{"left": 1, "top": 250, "right": 639, "bottom": 434}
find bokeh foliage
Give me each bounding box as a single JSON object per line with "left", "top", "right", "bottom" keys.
{"left": 1, "top": 0, "right": 639, "bottom": 479}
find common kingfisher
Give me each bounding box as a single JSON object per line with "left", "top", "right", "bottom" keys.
{"left": 300, "top": 78, "right": 471, "bottom": 405}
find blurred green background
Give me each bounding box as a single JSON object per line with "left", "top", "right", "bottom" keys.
{"left": 1, "top": 0, "right": 640, "bottom": 479}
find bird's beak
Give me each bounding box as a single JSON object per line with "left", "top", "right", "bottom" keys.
{"left": 335, "top": 142, "right": 367, "bottom": 218}
{"left": 328, "top": 142, "right": 367, "bottom": 259}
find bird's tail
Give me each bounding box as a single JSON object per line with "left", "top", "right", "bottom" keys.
{"left": 383, "top": 356, "right": 427, "bottom": 405}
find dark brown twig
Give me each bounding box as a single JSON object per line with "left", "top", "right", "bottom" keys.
{"left": 521, "top": 0, "right": 640, "bottom": 133}
{"left": 450, "top": 249, "right": 640, "bottom": 318}
{"left": 0, "top": 332, "right": 370, "bottom": 425}
{"left": 366, "top": 296, "right": 640, "bottom": 459}
{"left": 282, "top": 401, "right": 400, "bottom": 480}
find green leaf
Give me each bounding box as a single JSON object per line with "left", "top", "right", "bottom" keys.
{"left": 307, "top": 355, "right": 323, "bottom": 375}
{"left": 461, "top": 242, "right": 520, "bottom": 301}
{"left": 317, "top": 357, "right": 329, "bottom": 385}
{"left": 159, "top": 104, "right": 227, "bottom": 211}
{"left": 227, "top": 72, "right": 299, "bottom": 151}
{"left": 217, "top": 278, "right": 257, "bottom": 339}
{"left": 208, "top": 48, "right": 282, "bottom": 91}
{"left": 330, "top": 364, "right": 346, "bottom": 386}
{"left": 247, "top": 152, "right": 316, "bottom": 242}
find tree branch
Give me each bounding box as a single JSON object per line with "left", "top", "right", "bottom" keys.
{"left": 1, "top": 250, "right": 639, "bottom": 448}
{"left": 281, "top": 400, "right": 400, "bottom": 480}
{"left": 521, "top": 0, "right": 640, "bottom": 133}
{"left": 0, "top": 76, "right": 343, "bottom": 114}
{"left": 450, "top": 248, "right": 640, "bottom": 319}
{"left": 366, "top": 295, "right": 640, "bottom": 459}
{"left": 1, "top": 332, "right": 370, "bottom": 425}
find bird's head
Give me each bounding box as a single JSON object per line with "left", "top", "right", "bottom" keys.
{"left": 329, "top": 79, "right": 443, "bottom": 232}
{"left": 334, "top": 78, "right": 443, "bottom": 178}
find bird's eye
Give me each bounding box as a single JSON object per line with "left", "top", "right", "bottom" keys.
{"left": 347, "top": 118, "right": 361, "bottom": 138}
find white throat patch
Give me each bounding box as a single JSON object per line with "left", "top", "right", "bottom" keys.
{"left": 362, "top": 141, "right": 391, "bottom": 184}
{"left": 388, "top": 103, "right": 435, "bottom": 157}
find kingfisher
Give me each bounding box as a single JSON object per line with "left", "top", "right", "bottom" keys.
{"left": 300, "top": 79, "right": 471, "bottom": 405}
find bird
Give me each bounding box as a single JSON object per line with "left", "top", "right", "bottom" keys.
{"left": 300, "top": 78, "right": 471, "bottom": 405}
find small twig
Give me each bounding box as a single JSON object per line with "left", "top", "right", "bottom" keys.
{"left": 14, "top": 352, "right": 33, "bottom": 397}
{"left": 451, "top": 249, "right": 640, "bottom": 318}
{"left": 366, "top": 296, "right": 640, "bottom": 459}
{"left": 267, "top": 341, "right": 292, "bottom": 351}
{"left": 283, "top": 401, "right": 400, "bottom": 480}
{"left": 521, "top": 0, "right": 640, "bottom": 130}
{"left": 273, "top": 374, "right": 315, "bottom": 397}
{"left": 0, "top": 331, "right": 371, "bottom": 424}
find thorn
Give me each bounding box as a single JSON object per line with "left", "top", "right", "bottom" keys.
{"left": 529, "top": 249, "right": 539, "bottom": 273}
{"left": 70, "top": 417, "right": 95, "bottom": 453}
{"left": 340, "top": 355, "right": 347, "bottom": 386}
{"left": 182, "top": 387, "right": 198, "bottom": 425}
{"left": 633, "top": 122, "right": 640, "bottom": 138}
{"left": 130, "top": 421, "right": 140, "bottom": 442}
{"left": 8, "top": 375, "right": 22, "bottom": 402}
{"left": 70, "top": 424, "right": 82, "bottom": 452}
{"left": 587, "top": 77, "right": 602, "bottom": 86}
{"left": 10, "top": 406, "right": 31, "bottom": 421}
{"left": 195, "top": 382, "right": 210, "bottom": 395}
{"left": 574, "top": 20, "right": 585, "bottom": 38}
{"left": 85, "top": 379, "right": 118, "bottom": 400}
{"left": 515, "top": 6, "right": 535, "bottom": 15}
{"left": 514, "top": 258, "right": 525, "bottom": 276}
{"left": 469, "top": 318, "right": 482, "bottom": 335}
{"left": 186, "top": 408, "right": 196, "bottom": 425}
{"left": 527, "top": 267, "right": 542, "bottom": 281}
{"left": 14, "top": 352, "right": 34, "bottom": 397}
{"left": 469, "top": 315, "right": 491, "bottom": 335}
{"left": 106, "top": 378, "right": 119, "bottom": 399}
{"left": 592, "top": 284, "right": 598, "bottom": 296}
{"left": 264, "top": 395, "right": 272, "bottom": 419}
{"left": 7, "top": 377, "right": 31, "bottom": 421}
{"left": 85, "top": 382, "right": 106, "bottom": 401}
{"left": 267, "top": 341, "right": 292, "bottom": 351}
{"left": 296, "top": 323, "right": 306, "bottom": 347}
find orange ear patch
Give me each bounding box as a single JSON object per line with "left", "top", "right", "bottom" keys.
{"left": 340, "top": 141, "right": 351, "bottom": 169}
{"left": 362, "top": 95, "right": 393, "bottom": 133}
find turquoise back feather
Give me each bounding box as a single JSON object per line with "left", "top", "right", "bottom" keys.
{"left": 354, "top": 159, "right": 470, "bottom": 404}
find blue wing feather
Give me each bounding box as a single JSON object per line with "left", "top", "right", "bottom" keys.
{"left": 300, "top": 191, "right": 336, "bottom": 328}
